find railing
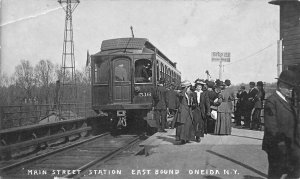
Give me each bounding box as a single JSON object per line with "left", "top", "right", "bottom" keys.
{"left": 232, "top": 97, "right": 266, "bottom": 129}
{"left": 0, "top": 103, "right": 96, "bottom": 129}
{"left": 0, "top": 101, "right": 111, "bottom": 160}
{"left": 0, "top": 117, "right": 103, "bottom": 160}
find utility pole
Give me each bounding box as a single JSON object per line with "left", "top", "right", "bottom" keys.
{"left": 218, "top": 60, "right": 223, "bottom": 81}
{"left": 212, "top": 52, "right": 230, "bottom": 80}
{"left": 58, "top": 0, "right": 80, "bottom": 105}
{"left": 277, "top": 39, "right": 282, "bottom": 77}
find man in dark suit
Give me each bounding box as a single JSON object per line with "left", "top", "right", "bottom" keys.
{"left": 235, "top": 86, "right": 248, "bottom": 126}
{"left": 167, "top": 81, "right": 179, "bottom": 129}
{"left": 152, "top": 78, "right": 168, "bottom": 132}
{"left": 244, "top": 81, "right": 258, "bottom": 128}
{"left": 263, "top": 70, "right": 300, "bottom": 179}
{"left": 204, "top": 81, "right": 218, "bottom": 133}
{"left": 135, "top": 62, "right": 149, "bottom": 82}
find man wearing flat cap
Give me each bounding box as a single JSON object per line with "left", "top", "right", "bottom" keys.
{"left": 262, "top": 70, "right": 300, "bottom": 178}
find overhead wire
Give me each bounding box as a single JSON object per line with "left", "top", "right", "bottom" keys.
{"left": 224, "top": 41, "right": 277, "bottom": 66}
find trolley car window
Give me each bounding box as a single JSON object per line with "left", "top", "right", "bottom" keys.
{"left": 95, "top": 60, "right": 109, "bottom": 84}
{"left": 114, "top": 59, "right": 130, "bottom": 81}
{"left": 135, "top": 59, "right": 152, "bottom": 83}
{"left": 160, "top": 63, "right": 163, "bottom": 79}
{"left": 157, "top": 63, "right": 159, "bottom": 81}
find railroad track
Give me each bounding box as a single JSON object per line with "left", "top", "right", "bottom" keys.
{"left": 0, "top": 133, "right": 141, "bottom": 179}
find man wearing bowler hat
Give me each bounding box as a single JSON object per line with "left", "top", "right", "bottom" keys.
{"left": 244, "top": 81, "right": 258, "bottom": 128}
{"left": 262, "top": 70, "right": 300, "bottom": 179}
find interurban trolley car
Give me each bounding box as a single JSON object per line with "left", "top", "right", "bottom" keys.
{"left": 91, "top": 38, "right": 181, "bottom": 133}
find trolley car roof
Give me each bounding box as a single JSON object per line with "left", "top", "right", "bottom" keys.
{"left": 94, "top": 38, "right": 178, "bottom": 69}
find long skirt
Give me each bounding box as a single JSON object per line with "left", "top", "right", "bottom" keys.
{"left": 175, "top": 120, "right": 193, "bottom": 141}
{"left": 192, "top": 108, "right": 204, "bottom": 137}
{"left": 214, "top": 112, "right": 231, "bottom": 135}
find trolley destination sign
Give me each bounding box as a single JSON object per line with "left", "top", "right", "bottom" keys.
{"left": 211, "top": 52, "right": 231, "bottom": 62}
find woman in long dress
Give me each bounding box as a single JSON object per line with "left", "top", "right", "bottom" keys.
{"left": 191, "top": 81, "right": 210, "bottom": 142}
{"left": 174, "top": 80, "right": 194, "bottom": 144}
{"left": 214, "top": 80, "right": 234, "bottom": 135}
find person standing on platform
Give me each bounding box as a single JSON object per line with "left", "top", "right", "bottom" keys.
{"left": 214, "top": 80, "right": 234, "bottom": 135}
{"left": 167, "top": 81, "right": 179, "bottom": 129}
{"left": 235, "top": 86, "right": 248, "bottom": 126}
{"left": 191, "top": 80, "right": 210, "bottom": 142}
{"left": 206, "top": 81, "right": 218, "bottom": 133}
{"left": 174, "top": 80, "right": 194, "bottom": 145}
{"left": 244, "top": 81, "right": 258, "bottom": 128}
{"left": 251, "top": 81, "right": 265, "bottom": 130}
{"left": 152, "top": 78, "right": 168, "bottom": 133}
{"left": 262, "top": 70, "right": 300, "bottom": 179}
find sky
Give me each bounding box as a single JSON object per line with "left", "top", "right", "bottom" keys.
{"left": 0, "top": 0, "right": 280, "bottom": 84}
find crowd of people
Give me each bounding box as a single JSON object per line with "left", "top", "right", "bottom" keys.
{"left": 151, "top": 69, "right": 300, "bottom": 178}
{"left": 152, "top": 77, "right": 236, "bottom": 144}
{"left": 235, "top": 81, "right": 265, "bottom": 130}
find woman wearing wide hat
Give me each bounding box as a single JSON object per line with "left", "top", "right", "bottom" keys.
{"left": 174, "top": 80, "right": 194, "bottom": 144}
{"left": 190, "top": 80, "right": 210, "bottom": 142}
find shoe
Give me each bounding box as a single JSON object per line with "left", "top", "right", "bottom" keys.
{"left": 180, "top": 140, "right": 186, "bottom": 145}
{"left": 195, "top": 137, "right": 200, "bottom": 143}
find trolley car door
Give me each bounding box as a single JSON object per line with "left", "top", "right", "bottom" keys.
{"left": 112, "top": 57, "right": 131, "bottom": 103}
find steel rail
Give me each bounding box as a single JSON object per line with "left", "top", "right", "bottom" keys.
{"left": 64, "top": 135, "right": 141, "bottom": 178}
{"left": 0, "top": 132, "right": 110, "bottom": 172}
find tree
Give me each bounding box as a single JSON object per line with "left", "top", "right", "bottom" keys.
{"left": 34, "top": 60, "right": 55, "bottom": 103}
{"left": 14, "top": 60, "right": 35, "bottom": 102}
{"left": 0, "top": 73, "right": 14, "bottom": 105}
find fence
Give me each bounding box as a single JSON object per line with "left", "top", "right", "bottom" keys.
{"left": 0, "top": 103, "right": 96, "bottom": 129}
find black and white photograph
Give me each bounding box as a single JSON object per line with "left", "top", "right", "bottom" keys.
{"left": 0, "top": 0, "right": 300, "bottom": 178}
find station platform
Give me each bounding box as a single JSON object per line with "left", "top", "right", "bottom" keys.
{"left": 84, "top": 127, "right": 268, "bottom": 179}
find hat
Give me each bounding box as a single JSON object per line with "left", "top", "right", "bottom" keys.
{"left": 219, "top": 81, "right": 225, "bottom": 86}
{"left": 207, "top": 81, "right": 215, "bottom": 88}
{"left": 158, "top": 78, "right": 165, "bottom": 84}
{"left": 195, "top": 79, "right": 206, "bottom": 85}
{"left": 257, "top": 81, "right": 263, "bottom": 86}
{"left": 215, "top": 79, "right": 221, "bottom": 86}
{"left": 276, "top": 70, "right": 300, "bottom": 87}
{"left": 249, "top": 82, "right": 255, "bottom": 86}
{"left": 181, "top": 80, "right": 192, "bottom": 87}
{"left": 225, "top": 79, "right": 231, "bottom": 86}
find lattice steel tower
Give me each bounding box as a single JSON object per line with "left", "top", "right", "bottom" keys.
{"left": 58, "top": 0, "right": 80, "bottom": 103}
